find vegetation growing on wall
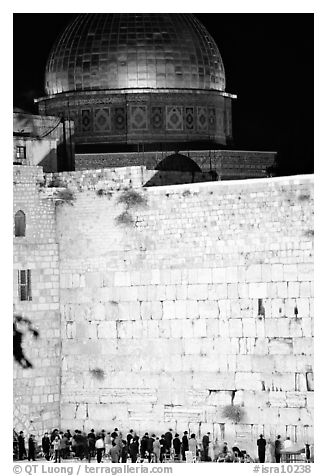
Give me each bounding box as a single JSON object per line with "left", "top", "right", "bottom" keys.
{"left": 115, "top": 188, "right": 147, "bottom": 227}
{"left": 222, "top": 404, "right": 245, "bottom": 423}
{"left": 89, "top": 368, "right": 105, "bottom": 380}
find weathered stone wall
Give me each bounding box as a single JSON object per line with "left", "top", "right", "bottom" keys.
{"left": 13, "top": 165, "right": 313, "bottom": 454}
{"left": 53, "top": 170, "right": 313, "bottom": 452}
{"left": 13, "top": 166, "right": 61, "bottom": 436}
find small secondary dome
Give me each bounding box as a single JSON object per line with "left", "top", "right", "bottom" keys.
{"left": 45, "top": 13, "right": 226, "bottom": 95}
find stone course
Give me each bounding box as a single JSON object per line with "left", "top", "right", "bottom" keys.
{"left": 13, "top": 165, "right": 313, "bottom": 455}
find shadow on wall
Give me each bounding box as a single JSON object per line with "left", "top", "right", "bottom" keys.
{"left": 144, "top": 169, "right": 218, "bottom": 187}
{"left": 144, "top": 152, "right": 219, "bottom": 186}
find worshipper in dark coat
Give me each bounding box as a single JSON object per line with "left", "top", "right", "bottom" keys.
{"left": 257, "top": 434, "right": 267, "bottom": 463}
{"left": 140, "top": 433, "right": 149, "bottom": 458}
{"left": 159, "top": 435, "right": 166, "bottom": 462}
{"left": 181, "top": 431, "right": 189, "bottom": 461}
{"left": 18, "top": 431, "right": 26, "bottom": 460}
{"left": 164, "top": 429, "right": 173, "bottom": 454}
{"left": 121, "top": 440, "right": 128, "bottom": 463}
{"left": 173, "top": 434, "right": 181, "bottom": 458}
{"left": 42, "top": 432, "right": 51, "bottom": 461}
{"left": 202, "top": 432, "right": 210, "bottom": 461}
{"left": 127, "top": 430, "right": 134, "bottom": 450}
{"left": 147, "top": 434, "right": 155, "bottom": 462}
{"left": 87, "top": 429, "right": 96, "bottom": 458}
{"left": 274, "top": 435, "right": 282, "bottom": 463}
{"left": 129, "top": 437, "right": 139, "bottom": 463}
{"left": 28, "top": 435, "right": 36, "bottom": 461}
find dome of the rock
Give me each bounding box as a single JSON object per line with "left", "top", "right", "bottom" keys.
{"left": 36, "top": 14, "right": 235, "bottom": 151}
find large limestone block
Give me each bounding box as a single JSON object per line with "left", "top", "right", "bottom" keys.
{"left": 170, "top": 320, "right": 183, "bottom": 339}
{"left": 283, "top": 264, "right": 298, "bottom": 281}
{"left": 186, "top": 300, "right": 199, "bottom": 319}
{"left": 267, "top": 391, "right": 287, "bottom": 408}
{"left": 198, "top": 300, "right": 219, "bottom": 319}
{"left": 236, "top": 355, "right": 253, "bottom": 372}
{"left": 212, "top": 268, "right": 226, "bottom": 283}
{"left": 208, "top": 283, "right": 227, "bottom": 300}
{"left": 299, "top": 282, "right": 312, "bottom": 298}
{"left": 235, "top": 372, "right": 263, "bottom": 391}
{"left": 183, "top": 337, "right": 201, "bottom": 355}
{"left": 193, "top": 372, "right": 235, "bottom": 390}
{"left": 176, "top": 284, "right": 187, "bottom": 300}
{"left": 187, "top": 284, "right": 208, "bottom": 300}
{"left": 117, "top": 302, "right": 130, "bottom": 320}
{"left": 218, "top": 300, "right": 230, "bottom": 319}
{"left": 175, "top": 300, "right": 187, "bottom": 319}
{"left": 276, "top": 282, "right": 288, "bottom": 299}
{"left": 293, "top": 337, "right": 313, "bottom": 355}
{"left": 93, "top": 302, "right": 106, "bottom": 320}
{"left": 249, "top": 283, "right": 267, "bottom": 298}
{"left": 302, "top": 318, "right": 312, "bottom": 337}
{"left": 230, "top": 299, "right": 241, "bottom": 317}
{"left": 217, "top": 318, "right": 228, "bottom": 337}
{"left": 296, "top": 298, "right": 310, "bottom": 318}
{"left": 158, "top": 320, "right": 171, "bottom": 338}
{"left": 271, "top": 264, "right": 283, "bottom": 282}
{"left": 227, "top": 284, "right": 238, "bottom": 299}
{"left": 278, "top": 407, "right": 302, "bottom": 425}
{"left": 116, "top": 321, "right": 133, "bottom": 339}
{"left": 286, "top": 392, "right": 306, "bottom": 408}
{"left": 226, "top": 266, "right": 238, "bottom": 283}
{"left": 298, "top": 263, "right": 313, "bottom": 281}
{"left": 165, "top": 285, "right": 177, "bottom": 300}
{"left": 268, "top": 338, "right": 293, "bottom": 355}
{"left": 193, "top": 318, "right": 207, "bottom": 337}
{"left": 229, "top": 319, "right": 243, "bottom": 337}
{"left": 287, "top": 282, "right": 300, "bottom": 298}
{"left": 163, "top": 301, "right": 176, "bottom": 320}
{"left": 117, "top": 286, "right": 138, "bottom": 301}
{"left": 246, "top": 265, "right": 262, "bottom": 282}
{"left": 250, "top": 355, "right": 275, "bottom": 373}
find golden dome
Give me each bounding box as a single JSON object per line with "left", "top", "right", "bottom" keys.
{"left": 45, "top": 13, "right": 226, "bottom": 95}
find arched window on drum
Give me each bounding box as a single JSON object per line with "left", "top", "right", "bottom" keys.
{"left": 14, "top": 210, "right": 26, "bottom": 237}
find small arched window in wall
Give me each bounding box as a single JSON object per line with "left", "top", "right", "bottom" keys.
{"left": 14, "top": 210, "right": 26, "bottom": 237}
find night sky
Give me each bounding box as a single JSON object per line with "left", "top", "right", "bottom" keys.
{"left": 13, "top": 13, "right": 314, "bottom": 175}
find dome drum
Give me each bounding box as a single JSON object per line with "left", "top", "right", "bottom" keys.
{"left": 37, "top": 89, "right": 233, "bottom": 148}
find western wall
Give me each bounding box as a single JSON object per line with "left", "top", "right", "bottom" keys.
{"left": 13, "top": 165, "right": 313, "bottom": 454}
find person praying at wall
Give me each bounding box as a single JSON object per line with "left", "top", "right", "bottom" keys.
{"left": 173, "top": 433, "right": 181, "bottom": 460}
{"left": 104, "top": 432, "right": 112, "bottom": 457}
{"left": 159, "top": 434, "right": 166, "bottom": 462}
{"left": 87, "top": 429, "right": 96, "bottom": 458}
{"left": 181, "top": 431, "right": 189, "bottom": 461}
{"left": 109, "top": 442, "right": 120, "bottom": 463}
{"left": 95, "top": 435, "right": 105, "bottom": 463}
{"left": 189, "top": 433, "right": 198, "bottom": 459}
{"left": 126, "top": 429, "right": 134, "bottom": 451}
{"left": 18, "top": 431, "right": 26, "bottom": 460}
{"left": 274, "top": 435, "right": 282, "bottom": 463}
{"left": 257, "top": 434, "right": 266, "bottom": 463}
{"left": 129, "top": 437, "right": 139, "bottom": 463}
{"left": 153, "top": 437, "right": 161, "bottom": 463}
{"left": 28, "top": 434, "right": 36, "bottom": 461}
{"left": 164, "top": 429, "right": 173, "bottom": 455}
{"left": 121, "top": 440, "right": 128, "bottom": 463}
{"left": 202, "top": 432, "right": 210, "bottom": 461}
{"left": 53, "top": 435, "right": 61, "bottom": 463}
{"left": 42, "top": 432, "right": 51, "bottom": 461}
